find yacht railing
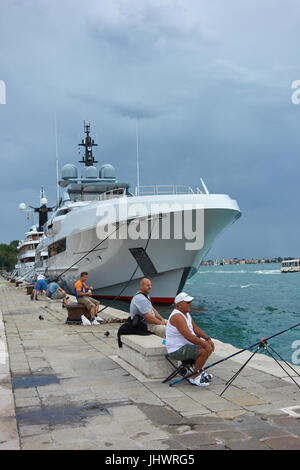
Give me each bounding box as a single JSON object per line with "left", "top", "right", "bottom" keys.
{"left": 69, "top": 187, "right": 128, "bottom": 202}
{"left": 100, "top": 188, "right": 127, "bottom": 200}
{"left": 135, "top": 185, "right": 195, "bottom": 196}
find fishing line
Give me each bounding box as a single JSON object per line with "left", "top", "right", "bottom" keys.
{"left": 56, "top": 223, "right": 122, "bottom": 280}
{"left": 55, "top": 215, "right": 156, "bottom": 313}
{"left": 98, "top": 217, "right": 156, "bottom": 313}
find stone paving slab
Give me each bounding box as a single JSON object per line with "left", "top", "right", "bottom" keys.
{"left": 1, "top": 279, "right": 300, "bottom": 450}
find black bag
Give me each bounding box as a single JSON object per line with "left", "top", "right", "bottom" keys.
{"left": 117, "top": 315, "right": 152, "bottom": 348}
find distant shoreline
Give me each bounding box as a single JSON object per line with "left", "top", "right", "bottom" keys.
{"left": 202, "top": 258, "right": 283, "bottom": 266}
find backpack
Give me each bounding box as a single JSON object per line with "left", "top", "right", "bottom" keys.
{"left": 117, "top": 315, "right": 152, "bottom": 348}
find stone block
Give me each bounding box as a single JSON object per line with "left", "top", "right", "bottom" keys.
{"left": 118, "top": 335, "right": 173, "bottom": 379}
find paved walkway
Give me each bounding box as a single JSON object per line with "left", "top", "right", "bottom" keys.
{"left": 1, "top": 279, "right": 300, "bottom": 450}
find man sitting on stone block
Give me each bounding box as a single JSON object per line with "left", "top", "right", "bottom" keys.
{"left": 48, "top": 278, "right": 69, "bottom": 307}
{"left": 166, "top": 292, "right": 215, "bottom": 387}
{"left": 74, "top": 272, "right": 101, "bottom": 325}
{"left": 130, "top": 278, "right": 167, "bottom": 338}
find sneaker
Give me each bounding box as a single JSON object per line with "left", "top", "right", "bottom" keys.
{"left": 81, "top": 315, "right": 91, "bottom": 326}
{"left": 91, "top": 319, "right": 100, "bottom": 325}
{"left": 189, "top": 373, "right": 210, "bottom": 387}
{"left": 94, "top": 315, "right": 104, "bottom": 322}
{"left": 203, "top": 371, "right": 213, "bottom": 381}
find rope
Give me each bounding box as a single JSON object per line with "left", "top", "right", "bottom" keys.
{"left": 57, "top": 223, "right": 121, "bottom": 279}
{"left": 98, "top": 217, "right": 156, "bottom": 313}
{"left": 55, "top": 216, "right": 157, "bottom": 313}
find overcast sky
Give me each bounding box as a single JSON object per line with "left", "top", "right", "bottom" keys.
{"left": 0, "top": 0, "right": 300, "bottom": 258}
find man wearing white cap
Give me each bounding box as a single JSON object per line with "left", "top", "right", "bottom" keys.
{"left": 166, "top": 292, "right": 215, "bottom": 387}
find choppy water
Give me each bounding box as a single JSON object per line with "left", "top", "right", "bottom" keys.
{"left": 183, "top": 263, "right": 300, "bottom": 364}
{"left": 103, "top": 263, "right": 300, "bottom": 365}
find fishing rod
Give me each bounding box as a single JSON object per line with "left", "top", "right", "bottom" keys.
{"left": 169, "top": 321, "right": 300, "bottom": 387}
{"left": 203, "top": 321, "right": 300, "bottom": 372}
{"left": 56, "top": 216, "right": 156, "bottom": 315}
{"left": 56, "top": 223, "right": 121, "bottom": 280}
{"left": 98, "top": 217, "right": 156, "bottom": 314}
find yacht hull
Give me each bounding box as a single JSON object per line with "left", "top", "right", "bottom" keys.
{"left": 37, "top": 194, "right": 241, "bottom": 303}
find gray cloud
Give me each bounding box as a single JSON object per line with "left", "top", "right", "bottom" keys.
{"left": 0, "top": 0, "right": 300, "bottom": 258}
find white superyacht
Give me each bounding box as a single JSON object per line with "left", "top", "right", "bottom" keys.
{"left": 36, "top": 122, "right": 241, "bottom": 303}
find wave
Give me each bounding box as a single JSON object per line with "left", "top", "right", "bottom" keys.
{"left": 253, "top": 270, "right": 280, "bottom": 275}
{"left": 265, "top": 306, "right": 278, "bottom": 312}
{"left": 199, "top": 270, "right": 247, "bottom": 274}
{"left": 240, "top": 284, "right": 255, "bottom": 288}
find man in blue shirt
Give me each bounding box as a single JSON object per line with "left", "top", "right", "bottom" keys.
{"left": 48, "top": 278, "right": 68, "bottom": 306}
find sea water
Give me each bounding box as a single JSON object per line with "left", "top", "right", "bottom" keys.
{"left": 184, "top": 263, "right": 300, "bottom": 364}
{"left": 106, "top": 263, "right": 300, "bottom": 365}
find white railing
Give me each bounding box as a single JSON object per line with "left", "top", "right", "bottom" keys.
{"left": 100, "top": 187, "right": 127, "bottom": 200}
{"left": 135, "top": 185, "right": 195, "bottom": 196}
{"left": 69, "top": 187, "right": 127, "bottom": 202}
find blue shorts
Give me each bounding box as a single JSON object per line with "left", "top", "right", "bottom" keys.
{"left": 35, "top": 280, "right": 48, "bottom": 291}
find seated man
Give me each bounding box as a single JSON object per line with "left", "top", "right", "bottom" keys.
{"left": 74, "top": 272, "right": 101, "bottom": 325}
{"left": 130, "top": 278, "right": 167, "bottom": 338}
{"left": 166, "top": 292, "right": 215, "bottom": 387}
{"left": 48, "top": 278, "right": 68, "bottom": 306}
{"left": 33, "top": 273, "right": 48, "bottom": 301}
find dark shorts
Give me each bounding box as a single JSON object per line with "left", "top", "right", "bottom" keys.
{"left": 168, "top": 344, "right": 200, "bottom": 361}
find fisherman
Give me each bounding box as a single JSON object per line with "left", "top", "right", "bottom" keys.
{"left": 166, "top": 292, "right": 215, "bottom": 387}
{"left": 74, "top": 272, "right": 101, "bottom": 325}
{"left": 33, "top": 273, "right": 48, "bottom": 301}
{"left": 48, "top": 278, "right": 69, "bottom": 307}
{"left": 130, "top": 278, "right": 167, "bottom": 338}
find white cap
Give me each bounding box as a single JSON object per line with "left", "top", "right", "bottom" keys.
{"left": 174, "top": 292, "right": 194, "bottom": 304}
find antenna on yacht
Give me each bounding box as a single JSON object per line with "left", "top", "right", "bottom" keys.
{"left": 200, "top": 177, "right": 210, "bottom": 195}
{"left": 54, "top": 116, "right": 59, "bottom": 205}
{"left": 78, "top": 120, "right": 98, "bottom": 167}
{"left": 136, "top": 118, "right": 140, "bottom": 196}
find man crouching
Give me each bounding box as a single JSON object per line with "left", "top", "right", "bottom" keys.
{"left": 166, "top": 292, "right": 215, "bottom": 387}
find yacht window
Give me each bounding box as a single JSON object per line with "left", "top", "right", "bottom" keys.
{"left": 56, "top": 208, "right": 71, "bottom": 217}
{"left": 48, "top": 238, "right": 66, "bottom": 258}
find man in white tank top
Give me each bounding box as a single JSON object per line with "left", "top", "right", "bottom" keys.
{"left": 166, "top": 292, "right": 215, "bottom": 387}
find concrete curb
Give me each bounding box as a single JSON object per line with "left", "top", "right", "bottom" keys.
{"left": 0, "top": 308, "right": 20, "bottom": 450}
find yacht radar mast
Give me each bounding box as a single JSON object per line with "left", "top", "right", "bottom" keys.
{"left": 29, "top": 186, "right": 54, "bottom": 232}
{"left": 78, "top": 121, "right": 98, "bottom": 167}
